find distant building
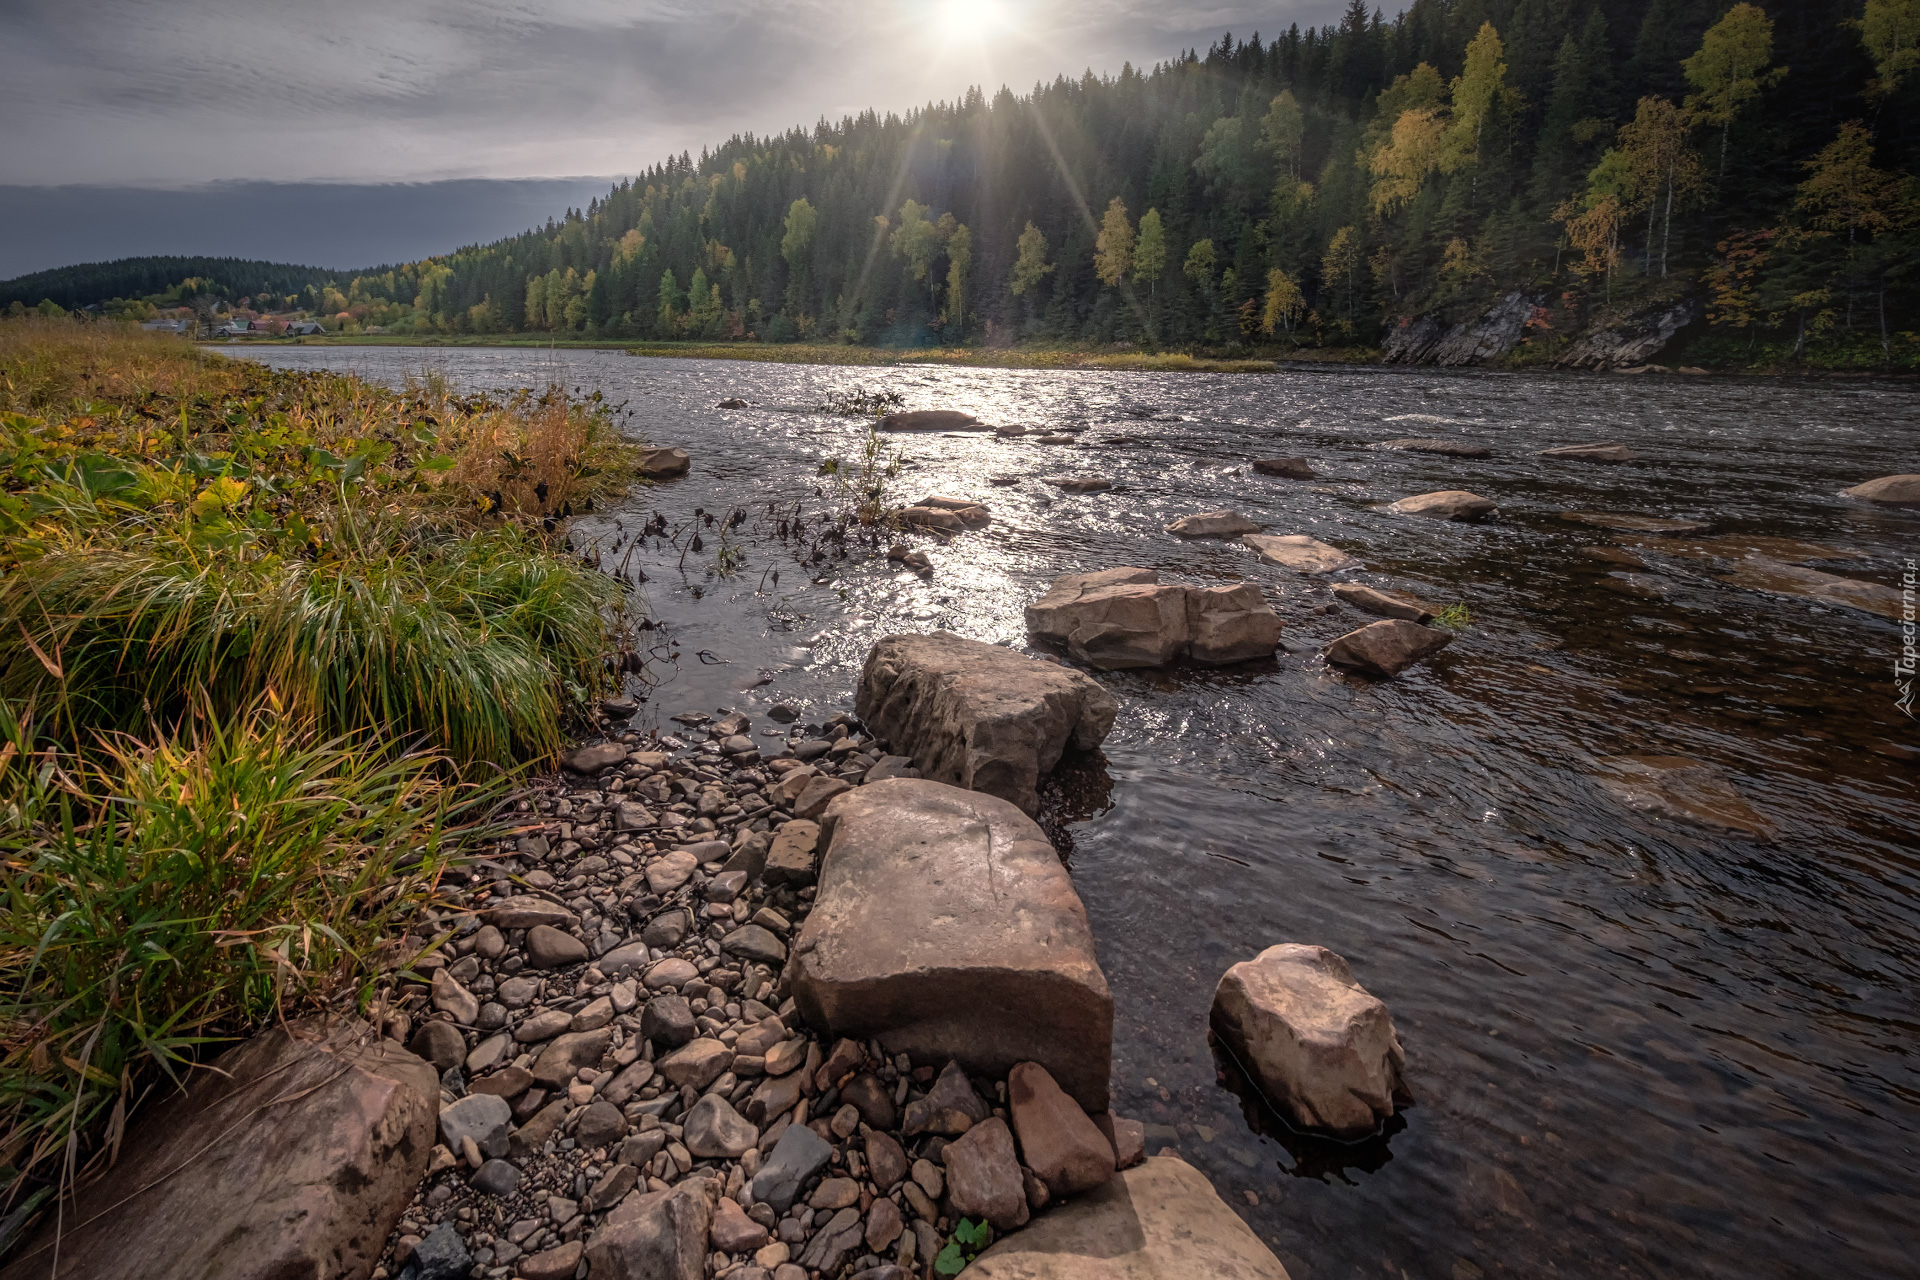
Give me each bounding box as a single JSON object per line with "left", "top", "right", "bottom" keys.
{"left": 141, "top": 317, "right": 189, "bottom": 333}
{"left": 284, "top": 320, "right": 325, "bottom": 336}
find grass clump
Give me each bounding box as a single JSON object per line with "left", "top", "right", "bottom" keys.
{"left": 0, "top": 319, "right": 639, "bottom": 764}
{"left": 0, "top": 700, "right": 491, "bottom": 1203}
{"left": 1433, "top": 603, "right": 1472, "bottom": 630}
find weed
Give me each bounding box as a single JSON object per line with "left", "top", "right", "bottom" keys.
{"left": 816, "top": 387, "right": 905, "bottom": 417}
{"left": 1434, "top": 603, "right": 1472, "bottom": 630}
{"left": 935, "top": 1218, "right": 993, "bottom": 1274}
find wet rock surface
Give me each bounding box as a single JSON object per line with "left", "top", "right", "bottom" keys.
{"left": 1323, "top": 619, "right": 1455, "bottom": 678}
{"left": 1240, "top": 534, "right": 1361, "bottom": 574}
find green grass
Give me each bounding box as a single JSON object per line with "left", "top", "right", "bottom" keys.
{"left": 0, "top": 700, "right": 494, "bottom": 1199}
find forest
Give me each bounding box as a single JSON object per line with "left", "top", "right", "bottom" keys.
{"left": 15, "top": 0, "right": 1920, "bottom": 367}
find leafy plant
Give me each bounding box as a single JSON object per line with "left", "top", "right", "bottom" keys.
{"left": 934, "top": 1217, "right": 993, "bottom": 1275}
{"left": 816, "top": 386, "right": 905, "bottom": 417}
{"left": 1433, "top": 602, "right": 1472, "bottom": 630}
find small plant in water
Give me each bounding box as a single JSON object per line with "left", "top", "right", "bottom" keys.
{"left": 819, "top": 427, "right": 905, "bottom": 524}
{"left": 935, "top": 1218, "right": 993, "bottom": 1274}
{"left": 817, "top": 386, "right": 906, "bottom": 417}
{"left": 1434, "top": 603, "right": 1472, "bottom": 630}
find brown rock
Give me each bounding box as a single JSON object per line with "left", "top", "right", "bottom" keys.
{"left": 1251, "top": 456, "right": 1314, "bottom": 479}
{"left": 1323, "top": 619, "right": 1454, "bottom": 678}
{"left": 941, "top": 1117, "right": 1030, "bottom": 1232}
{"left": 1386, "top": 489, "right": 1497, "bottom": 520}
{"left": 866, "top": 1196, "right": 905, "bottom": 1253}
{"left": 1185, "top": 582, "right": 1283, "bottom": 665}
{"left": 710, "top": 1196, "right": 770, "bottom": 1253}
{"left": 1007, "top": 1061, "right": 1116, "bottom": 1197}
{"left": 1540, "top": 442, "right": 1636, "bottom": 463}
{"left": 1211, "top": 944, "right": 1406, "bottom": 1138}
{"left": 878, "top": 409, "right": 985, "bottom": 432}
{"left": 1375, "top": 437, "right": 1492, "bottom": 458}
{"left": 902, "top": 1060, "right": 989, "bottom": 1135}
{"left": 1165, "top": 510, "right": 1262, "bottom": 538}
{"left": 794, "top": 776, "right": 853, "bottom": 820}
{"left": 1843, "top": 474, "right": 1920, "bottom": 504}
{"left": 791, "top": 780, "right": 1113, "bottom": 1111}
{"left": 519, "top": 1240, "right": 583, "bottom": 1280}
{"left": 0, "top": 1018, "right": 434, "bottom": 1280}
{"left": 966, "top": 1154, "right": 1291, "bottom": 1279}
{"left": 484, "top": 897, "right": 576, "bottom": 930}
{"left": 469, "top": 1065, "right": 534, "bottom": 1099}
{"left": 637, "top": 447, "right": 691, "bottom": 478}
{"left": 1242, "top": 533, "right": 1361, "bottom": 574}
{"left": 865, "top": 1131, "right": 910, "bottom": 1189}
{"left": 658, "top": 1037, "right": 733, "bottom": 1090}
{"left": 575, "top": 1099, "right": 630, "bottom": 1148}
{"left": 565, "top": 742, "right": 629, "bottom": 773}
{"left": 1094, "top": 1114, "right": 1146, "bottom": 1169}
{"left": 763, "top": 820, "right": 821, "bottom": 886}
{"left": 855, "top": 632, "right": 1116, "bottom": 815}
{"left": 584, "top": 1181, "right": 711, "bottom": 1280}
{"left": 408, "top": 1019, "right": 466, "bottom": 1073}
{"left": 525, "top": 924, "right": 590, "bottom": 969}
{"left": 532, "top": 1027, "right": 613, "bottom": 1087}
{"left": 1594, "top": 754, "right": 1777, "bottom": 841}
{"left": 841, "top": 1073, "right": 898, "bottom": 1131}
{"left": 1330, "top": 582, "right": 1437, "bottom": 623}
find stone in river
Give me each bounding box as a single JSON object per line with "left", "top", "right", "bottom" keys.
{"left": 1330, "top": 581, "right": 1437, "bottom": 623}
{"left": 1252, "top": 456, "right": 1315, "bottom": 479}
{"left": 1242, "top": 533, "right": 1361, "bottom": 574}
{"left": 1094, "top": 1114, "right": 1146, "bottom": 1169}
{"left": 524, "top": 924, "right": 589, "bottom": 969}
{"left": 658, "top": 1037, "right": 733, "bottom": 1089}
{"left": 564, "top": 742, "right": 628, "bottom": 773}
{"left": 989, "top": 473, "right": 1023, "bottom": 485}
{"left": 879, "top": 409, "right": 986, "bottom": 431}
{"left": 966, "top": 1154, "right": 1291, "bottom": 1280}
{"left": 1540, "top": 442, "right": 1636, "bottom": 463}
{"left": 790, "top": 779, "right": 1113, "bottom": 1111}
{"left": 716, "top": 397, "right": 749, "bottom": 409}
{"left": 584, "top": 1181, "right": 711, "bottom": 1280}
{"left": 1042, "top": 476, "right": 1113, "bottom": 493}
{"left": 1185, "top": 582, "right": 1283, "bottom": 666}
{"left": 683, "top": 1094, "right": 758, "bottom": 1158}
{"left": 722, "top": 923, "right": 788, "bottom": 963}
{"left": 750, "top": 1121, "right": 835, "bottom": 1213}
{"left": 1387, "top": 489, "right": 1498, "bottom": 520}
{"left": 637, "top": 446, "right": 691, "bottom": 478}
{"left": 1024, "top": 567, "right": 1157, "bottom": 642}
{"left": 917, "top": 494, "right": 993, "bottom": 527}
{"left": 1053, "top": 578, "right": 1193, "bottom": 670}
{"left": 856, "top": 632, "right": 1116, "bottom": 816}
{"left": 1007, "top": 1061, "right": 1116, "bottom": 1198}
{"left": 1323, "top": 619, "right": 1454, "bottom": 678}
{"left": 0, "top": 1017, "right": 436, "bottom": 1280}
{"left": 1723, "top": 555, "right": 1905, "bottom": 619}
{"left": 1211, "top": 943, "right": 1407, "bottom": 1138}
{"left": 1165, "top": 510, "right": 1262, "bottom": 538}
{"left": 646, "top": 849, "right": 699, "bottom": 894}
{"left": 895, "top": 505, "right": 967, "bottom": 534}
{"left": 1559, "top": 510, "right": 1710, "bottom": 535}
{"left": 1594, "top": 755, "right": 1777, "bottom": 841}
{"left": 1375, "top": 437, "right": 1493, "bottom": 458}
{"left": 1841, "top": 474, "right": 1920, "bottom": 505}
{"left": 941, "top": 1117, "right": 1030, "bottom": 1231}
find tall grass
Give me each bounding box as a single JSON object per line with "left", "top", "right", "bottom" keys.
{"left": 0, "top": 700, "right": 493, "bottom": 1201}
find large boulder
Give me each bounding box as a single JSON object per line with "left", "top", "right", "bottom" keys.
{"left": 1242, "top": 534, "right": 1361, "bottom": 573}
{"left": 1386, "top": 490, "right": 1497, "bottom": 520}
{"left": 789, "top": 780, "right": 1113, "bottom": 1112}
{"left": 637, "top": 447, "right": 691, "bottom": 478}
{"left": 1841, "top": 474, "right": 1920, "bottom": 505}
{"left": 1185, "top": 583, "right": 1283, "bottom": 666}
{"left": 967, "top": 1154, "right": 1292, "bottom": 1280}
{"left": 0, "top": 1018, "right": 436, "bottom": 1280}
{"left": 855, "top": 632, "right": 1116, "bottom": 815}
{"left": 916, "top": 494, "right": 993, "bottom": 527}
{"left": 1027, "top": 569, "right": 1280, "bottom": 670}
{"left": 879, "top": 409, "right": 986, "bottom": 431}
{"left": 1323, "top": 619, "right": 1453, "bottom": 677}
{"left": 1210, "top": 944, "right": 1406, "bottom": 1138}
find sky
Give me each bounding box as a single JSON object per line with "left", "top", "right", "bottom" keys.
{"left": 0, "top": 0, "right": 1347, "bottom": 277}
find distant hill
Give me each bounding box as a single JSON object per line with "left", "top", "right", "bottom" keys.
{"left": 0, "top": 256, "right": 346, "bottom": 311}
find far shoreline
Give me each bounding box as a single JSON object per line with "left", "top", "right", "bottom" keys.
{"left": 204, "top": 335, "right": 1914, "bottom": 379}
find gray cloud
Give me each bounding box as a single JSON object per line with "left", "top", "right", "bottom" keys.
{"left": 0, "top": 0, "right": 1347, "bottom": 186}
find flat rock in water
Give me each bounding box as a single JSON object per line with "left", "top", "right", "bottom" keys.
{"left": 878, "top": 409, "right": 986, "bottom": 431}
{"left": 1560, "top": 510, "right": 1710, "bottom": 535}
{"left": 989, "top": 473, "right": 1023, "bottom": 486}
{"left": 1841, "top": 474, "right": 1920, "bottom": 504}
{"left": 1375, "top": 437, "right": 1493, "bottom": 458}
{"left": 856, "top": 632, "right": 1116, "bottom": 815}
{"left": 1646, "top": 536, "right": 1864, "bottom": 565}
{"left": 1242, "top": 534, "right": 1361, "bottom": 574}
{"left": 1210, "top": 944, "right": 1406, "bottom": 1138}
{"left": 1186, "top": 583, "right": 1284, "bottom": 666}
{"left": 1722, "top": 556, "right": 1904, "bottom": 619}
{"left": 637, "top": 447, "right": 691, "bottom": 478}
{"left": 1387, "top": 490, "right": 1498, "bottom": 520}
{"left": 1330, "top": 582, "right": 1437, "bottom": 623}
{"left": 966, "top": 1154, "right": 1292, "bottom": 1280}
{"left": 1540, "top": 442, "right": 1636, "bottom": 463}
{"left": 1043, "top": 476, "right": 1111, "bottom": 492}
{"left": 1595, "top": 755, "right": 1776, "bottom": 841}
{"left": 790, "top": 779, "right": 1113, "bottom": 1112}
{"left": 1165, "top": 510, "right": 1262, "bottom": 537}
{"left": 1034, "top": 573, "right": 1192, "bottom": 670}
{"left": 1323, "top": 619, "right": 1453, "bottom": 678}
{"left": 1252, "top": 456, "right": 1315, "bottom": 479}
{"left": 0, "top": 1018, "right": 436, "bottom": 1280}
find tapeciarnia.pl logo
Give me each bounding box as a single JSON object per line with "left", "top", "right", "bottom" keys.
{"left": 1898, "top": 559, "right": 1917, "bottom": 720}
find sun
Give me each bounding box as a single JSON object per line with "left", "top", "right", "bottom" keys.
{"left": 935, "top": 0, "right": 1010, "bottom": 42}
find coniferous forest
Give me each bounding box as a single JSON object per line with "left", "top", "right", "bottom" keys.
{"left": 18, "top": 0, "right": 1920, "bottom": 367}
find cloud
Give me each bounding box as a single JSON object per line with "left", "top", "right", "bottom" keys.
{"left": 0, "top": 0, "right": 1346, "bottom": 186}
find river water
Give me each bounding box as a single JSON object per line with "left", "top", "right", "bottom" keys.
{"left": 241, "top": 346, "right": 1918, "bottom": 1280}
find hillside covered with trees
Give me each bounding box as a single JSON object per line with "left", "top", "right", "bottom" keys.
{"left": 18, "top": 0, "right": 1920, "bottom": 368}
{"left": 0, "top": 257, "right": 345, "bottom": 317}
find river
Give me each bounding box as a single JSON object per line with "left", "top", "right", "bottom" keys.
{"left": 239, "top": 345, "right": 1918, "bottom": 1280}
